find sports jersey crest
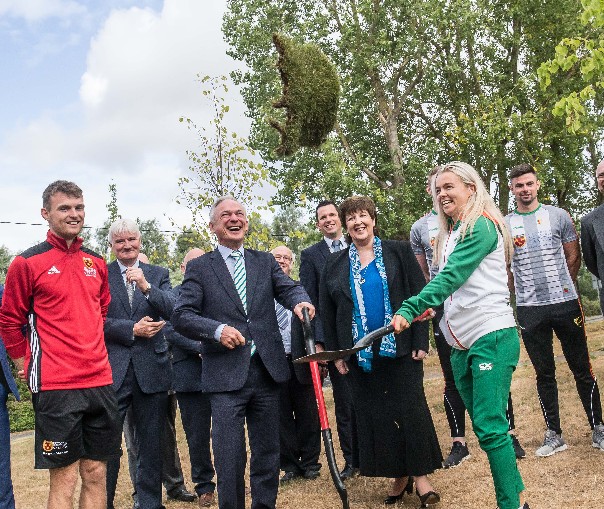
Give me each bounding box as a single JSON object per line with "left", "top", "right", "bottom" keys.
{"left": 513, "top": 234, "right": 526, "bottom": 248}
{"left": 83, "top": 257, "right": 97, "bottom": 277}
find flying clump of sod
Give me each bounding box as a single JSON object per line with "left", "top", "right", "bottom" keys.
{"left": 270, "top": 33, "right": 340, "bottom": 157}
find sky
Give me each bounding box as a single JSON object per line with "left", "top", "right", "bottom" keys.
{"left": 0, "top": 0, "right": 257, "bottom": 253}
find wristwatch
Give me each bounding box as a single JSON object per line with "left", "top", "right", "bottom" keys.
{"left": 142, "top": 282, "right": 151, "bottom": 295}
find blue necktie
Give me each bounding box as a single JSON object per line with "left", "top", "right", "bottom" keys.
{"left": 332, "top": 239, "right": 342, "bottom": 252}
{"left": 230, "top": 250, "right": 255, "bottom": 355}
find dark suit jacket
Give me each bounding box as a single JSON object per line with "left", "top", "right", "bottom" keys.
{"left": 299, "top": 239, "right": 332, "bottom": 345}
{"left": 581, "top": 204, "right": 604, "bottom": 308}
{"left": 166, "top": 285, "right": 204, "bottom": 393}
{"left": 171, "top": 247, "right": 311, "bottom": 393}
{"left": 0, "top": 285, "right": 19, "bottom": 400}
{"left": 319, "top": 239, "right": 429, "bottom": 356}
{"left": 104, "top": 261, "right": 174, "bottom": 394}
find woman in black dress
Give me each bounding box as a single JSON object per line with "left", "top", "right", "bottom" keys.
{"left": 320, "top": 196, "right": 442, "bottom": 506}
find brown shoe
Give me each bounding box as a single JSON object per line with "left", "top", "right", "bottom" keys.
{"left": 198, "top": 492, "right": 215, "bottom": 507}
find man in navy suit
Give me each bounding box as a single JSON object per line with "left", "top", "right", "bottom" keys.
{"left": 0, "top": 285, "right": 20, "bottom": 509}
{"left": 122, "top": 253, "right": 195, "bottom": 509}
{"left": 104, "top": 218, "right": 175, "bottom": 509}
{"left": 168, "top": 248, "right": 216, "bottom": 508}
{"left": 299, "top": 200, "right": 359, "bottom": 479}
{"left": 270, "top": 246, "right": 322, "bottom": 484}
{"left": 172, "top": 196, "right": 315, "bottom": 509}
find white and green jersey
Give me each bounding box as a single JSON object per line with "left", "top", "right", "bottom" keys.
{"left": 398, "top": 215, "right": 515, "bottom": 350}
{"left": 410, "top": 210, "right": 440, "bottom": 280}
{"left": 505, "top": 204, "right": 577, "bottom": 306}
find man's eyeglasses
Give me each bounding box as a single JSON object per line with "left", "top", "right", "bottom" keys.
{"left": 274, "top": 255, "right": 292, "bottom": 261}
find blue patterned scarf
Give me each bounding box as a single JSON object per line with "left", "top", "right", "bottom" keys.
{"left": 349, "top": 236, "right": 396, "bottom": 372}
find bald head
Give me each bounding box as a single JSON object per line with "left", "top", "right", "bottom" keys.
{"left": 181, "top": 248, "right": 205, "bottom": 274}
{"left": 597, "top": 159, "right": 604, "bottom": 194}
{"left": 271, "top": 245, "right": 293, "bottom": 276}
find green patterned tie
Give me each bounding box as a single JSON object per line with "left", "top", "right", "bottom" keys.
{"left": 230, "top": 250, "right": 255, "bottom": 355}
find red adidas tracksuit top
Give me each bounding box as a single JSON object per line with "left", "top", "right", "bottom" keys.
{"left": 0, "top": 231, "right": 112, "bottom": 392}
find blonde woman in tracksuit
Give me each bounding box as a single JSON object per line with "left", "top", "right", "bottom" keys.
{"left": 392, "top": 162, "right": 529, "bottom": 509}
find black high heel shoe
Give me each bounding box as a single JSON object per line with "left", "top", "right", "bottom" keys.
{"left": 416, "top": 488, "right": 440, "bottom": 507}
{"left": 384, "top": 477, "right": 413, "bottom": 504}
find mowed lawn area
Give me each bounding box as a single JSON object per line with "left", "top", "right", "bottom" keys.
{"left": 10, "top": 320, "right": 604, "bottom": 508}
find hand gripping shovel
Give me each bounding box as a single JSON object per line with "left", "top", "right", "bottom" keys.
{"left": 295, "top": 308, "right": 433, "bottom": 364}
{"left": 301, "top": 307, "right": 350, "bottom": 509}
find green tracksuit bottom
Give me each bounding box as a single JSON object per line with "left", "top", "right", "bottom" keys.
{"left": 450, "top": 327, "right": 525, "bottom": 509}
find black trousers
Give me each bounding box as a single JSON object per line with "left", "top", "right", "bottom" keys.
{"left": 279, "top": 356, "right": 321, "bottom": 474}
{"left": 107, "top": 362, "right": 168, "bottom": 509}
{"left": 517, "top": 300, "right": 603, "bottom": 434}
{"left": 177, "top": 390, "right": 215, "bottom": 495}
{"left": 124, "top": 392, "right": 186, "bottom": 501}
{"left": 434, "top": 306, "right": 517, "bottom": 438}
{"left": 327, "top": 363, "right": 359, "bottom": 468}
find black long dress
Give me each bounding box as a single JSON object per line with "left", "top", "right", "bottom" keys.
{"left": 346, "top": 261, "right": 442, "bottom": 477}
{"left": 347, "top": 344, "right": 442, "bottom": 477}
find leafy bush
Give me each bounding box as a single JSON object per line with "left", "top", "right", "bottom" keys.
{"left": 8, "top": 375, "right": 34, "bottom": 433}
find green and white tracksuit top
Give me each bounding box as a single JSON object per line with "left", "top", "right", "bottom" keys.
{"left": 397, "top": 215, "right": 516, "bottom": 350}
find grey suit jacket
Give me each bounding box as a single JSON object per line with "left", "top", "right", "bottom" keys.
{"left": 172, "top": 247, "right": 311, "bottom": 393}
{"left": 166, "top": 285, "right": 204, "bottom": 393}
{"left": 581, "top": 203, "right": 604, "bottom": 310}
{"left": 104, "top": 261, "right": 174, "bottom": 394}
{"left": 320, "top": 239, "right": 429, "bottom": 356}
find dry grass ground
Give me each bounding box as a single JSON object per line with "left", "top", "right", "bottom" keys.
{"left": 10, "top": 321, "right": 604, "bottom": 508}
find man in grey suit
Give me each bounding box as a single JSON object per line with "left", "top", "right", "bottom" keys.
{"left": 168, "top": 248, "right": 216, "bottom": 508}
{"left": 104, "top": 218, "right": 175, "bottom": 509}
{"left": 581, "top": 158, "right": 604, "bottom": 313}
{"left": 298, "top": 200, "right": 359, "bottom": 479}
{"left": 172, "top": 196, "right": 315, "bottom": 509}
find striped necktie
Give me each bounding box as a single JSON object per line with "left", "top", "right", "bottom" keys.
{"left": 275, "top": 302, "right": 289, "bottom": 330}
{"left": 123, "top": 270, "right": 134, "bottom": 306}
{"left": 230, "top": 250, "right": 255, "bottom": 355}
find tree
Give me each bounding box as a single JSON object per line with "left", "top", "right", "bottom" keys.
{"left": 137, "top": 219, "right": 171, "bottom": 267}
{"left": 172, "top": 228, "right": 213, "bottom": 265}
{"left": 224, "top": 0, "right": 599, "bottom": 235}
{"left": 538, "top": 0, "right": 604, "bottom": 134}
{"left": 0, "top": 245, "right": 12, "bottom": 284}
{"left": 95, "top": 182, "right": 121, "bottom": 259}
{"left": 177, "top": 74, "right": 275, "bottom": 245}
{"left": 271, "top": 205, "right": 318, "bottom": 256}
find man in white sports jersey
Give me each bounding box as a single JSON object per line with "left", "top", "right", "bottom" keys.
{"left": 506, "top": 163, "right": 604, "bottom": 456}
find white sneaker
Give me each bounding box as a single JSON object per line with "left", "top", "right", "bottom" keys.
{"left": 535, "top": 429, "right": 567, "bottom": 457}
{"left": 592, "top": 423, "right": 604, "bottom": 451}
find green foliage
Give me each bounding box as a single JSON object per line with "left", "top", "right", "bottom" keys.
{"left": 137, "top": 218, "right": 171, "bottom": 268}
{"left": 0, "top": 245, "right": 12, "bottom": 284}
{"left": 271, "top": 205, "right": 317, "bottom": 256}
{"left": 177, "top": 75, "right": 275, "bottom": 248}
{"left": 95, "top": 182, "right": 121, "bottom": 260}
{"left": 245, "top": 212, "right": 275, "bottom": 251}
{"left": 7, "top": 363, "right": 34, "bottom": 433}
{"left": 270, "top": 33, "right": 340, "bottom": 156}
{"left": 224, "top": 0, "right": 602, "bottom": 237}
{"left": 539, "top": 0, "right": 604, "bottom": 133}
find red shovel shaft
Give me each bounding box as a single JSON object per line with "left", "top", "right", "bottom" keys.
{"left": 309, "top": 361, "right": 329, "bottom": 429}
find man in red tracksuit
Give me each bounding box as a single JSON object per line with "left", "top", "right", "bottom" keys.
{"left": 0, "top": 180, "right": 121, "bottom": 509}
